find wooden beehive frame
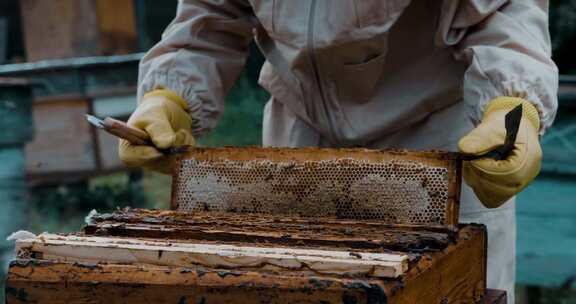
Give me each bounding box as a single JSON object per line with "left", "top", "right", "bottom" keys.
{"left": 172, "top": 147, "right": 462, "bottom": 231}
{"left": 16, "top": 233, "right": 408, "bottom": 279}
{"left": 83, "top": 209, "right": 453, "bottom": 251}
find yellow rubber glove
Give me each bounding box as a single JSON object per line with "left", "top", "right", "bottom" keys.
{"left": 458, "top": 97, "right": 542, "bottom": 208}
{"left": 119, "top": 90, "right": 195, "bottom": 174}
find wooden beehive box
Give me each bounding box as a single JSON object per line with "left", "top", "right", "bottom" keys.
{"left": 19, "top": 0, "right": 138, "bottom": 61}
{"left": 6, "top": 148, "right": 489, "bottom": 303}
{"left": 24, "top": 94, "right": 137, "bottom": 183}
{"left": 8, "top": 211, "right": 487, "bottom": 303}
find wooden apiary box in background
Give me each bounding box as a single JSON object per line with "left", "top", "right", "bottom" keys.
{"left": 19, "top": 0, "right": 138, "bottom": 61}
{"left": 22, "top": 94, "right": 137, "bottom": 185}
{"left": 25, "top": 98, "right": 96, "bottom": 175}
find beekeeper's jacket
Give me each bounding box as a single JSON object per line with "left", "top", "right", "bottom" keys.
{"left": 138, "top": 1, "right": 559, "bottom": 303}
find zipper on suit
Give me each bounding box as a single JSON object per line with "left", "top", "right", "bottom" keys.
{"left": 306, "top": 0, "right": 330, "bottom": 130}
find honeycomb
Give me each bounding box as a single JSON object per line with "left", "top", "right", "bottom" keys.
{"left": 173, "top": 153, "right": 454, "bottom": 227}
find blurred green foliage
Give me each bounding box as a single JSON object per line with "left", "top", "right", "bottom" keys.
{"left": 199, "top": 43, "right": 268, "bottom": 146}
{"left": 27, "top": 174, "right": 148, "bottom": 233}
{"left": 200, "top": 70, "right": 269, "bottom": 147}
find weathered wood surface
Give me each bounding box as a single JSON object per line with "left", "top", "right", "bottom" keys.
{"left": 6, "top": 261, "right": 378, "bottom": 304}
{"left": 85, "top": 208, "right": 453, "bottom": 252}
{"left": 25, "top": 98, "right": 96, "bottom": 174}
{"left": 385, "top": 224, "right": 486, "bottom": 304}
{"left": 16, "top": 234, "right": 408, "bottom": 278}
{"left": 19, "top": 0, "right": 137, "bottom": 61}
{"left": 6, "top": 225, "right": 486, "bottom": 304}
{"left": 20, "top": 0, "right": 99, "bottom": 61}
{"left": 94, "top": 0, "right": 138, "bottom": 56}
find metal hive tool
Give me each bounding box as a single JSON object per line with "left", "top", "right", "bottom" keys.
{"left": 172, "top": 148, "right": 462, "bottom": 231}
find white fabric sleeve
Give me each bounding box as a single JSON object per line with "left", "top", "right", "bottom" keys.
{"left": 442, "top": 0, "right": 559, "bottom": 134}
{"left": 137, "top": 0, "right": 255, "bottom": 137}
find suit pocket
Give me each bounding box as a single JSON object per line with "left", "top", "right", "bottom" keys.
{"left": 354, "top": 0, "right": 411, "bottom": 27}
{"left": 335, "top": 52, "right": 387, "bottom": 104}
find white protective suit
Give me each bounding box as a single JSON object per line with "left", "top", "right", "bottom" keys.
{"left": 138, "top": 1, "right": 559, "bottom": 303}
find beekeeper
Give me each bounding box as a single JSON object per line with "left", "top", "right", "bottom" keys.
{"left": 120, "top": 1, "right": 558, "bottom": 302}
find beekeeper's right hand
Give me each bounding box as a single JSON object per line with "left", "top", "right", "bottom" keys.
{"left": 119, "top": 90, "right": 195, "bottom": 174}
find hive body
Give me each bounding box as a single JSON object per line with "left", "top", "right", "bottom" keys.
{"left": 8, "top": 209, "right": 487, "bottom": 304}
{"left": 6, "top": 147, "right": 490, "bottom": 303}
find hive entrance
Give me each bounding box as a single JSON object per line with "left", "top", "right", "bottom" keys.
{"left": 172, "top": 148, "right": 461, "bottom": 230}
